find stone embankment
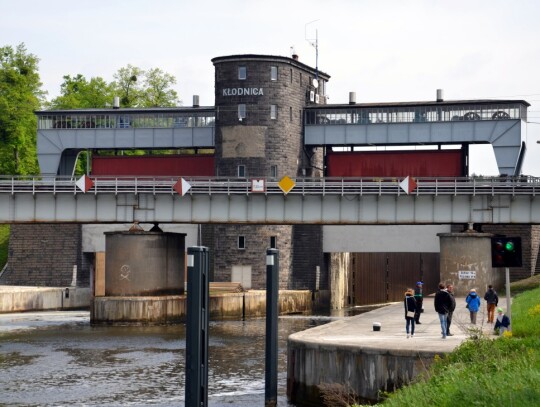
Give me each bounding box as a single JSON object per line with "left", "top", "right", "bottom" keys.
{"left": 0, "top": 286, "right": 90, "bottom": 313}
{"left": 287, "top": 297, "right": 496, "bottom": 405}
{"left": 1, "top": 286, "right": 329, "bottom": 324}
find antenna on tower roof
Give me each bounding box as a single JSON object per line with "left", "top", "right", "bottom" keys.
{"left": 305, "top": 19, "right": 320, "bottom": 79}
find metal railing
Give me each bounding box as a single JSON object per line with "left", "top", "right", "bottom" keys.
{"left": 1, "top": 176, "right": 539, "bottom": 197}
{"left": 305, "top": 102, "right": 527, "bottom": 126}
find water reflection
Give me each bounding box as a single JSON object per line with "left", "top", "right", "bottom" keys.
{"left": 0, "top": 314, "right": 332, "bottom": 406}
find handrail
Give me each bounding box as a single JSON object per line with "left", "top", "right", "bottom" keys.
{"left": 0, "top": 176, "right": 538, "bottom": 197}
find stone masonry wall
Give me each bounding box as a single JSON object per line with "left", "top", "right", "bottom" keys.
{"left": 212, "top": 224, "right": 292, "bottom": 290}
{"left": 210, "top": 55, "right": 329, "bottom": 290}
{"left": 2, "top": 224, "right": 86, "bottom": 287}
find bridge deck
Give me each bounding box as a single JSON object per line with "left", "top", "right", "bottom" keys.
{"left": 1, "top": 176, "right": 539, "bottom": 224}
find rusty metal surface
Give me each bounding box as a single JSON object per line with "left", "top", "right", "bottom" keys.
{"left": 351, "top": 253, "right": 439, "bottom": 306}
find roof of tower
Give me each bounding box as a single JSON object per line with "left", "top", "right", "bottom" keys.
{"left": 211, "top": 54, "right": 330, "bottom": 80}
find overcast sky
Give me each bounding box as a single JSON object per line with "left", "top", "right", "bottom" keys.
{"left": 2, "top": 0, "right": 540, "bottom": 176}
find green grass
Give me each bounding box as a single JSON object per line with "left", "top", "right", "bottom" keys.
{"left": 512, "top": 286, "right": 540, "bottom": 337}
{"left": 355, "top": 283, "right": 540, "bottom": 407}
{"left": 0, "top": 224, "right": 9, "bottom": 270}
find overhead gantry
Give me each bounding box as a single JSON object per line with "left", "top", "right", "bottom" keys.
{"left": 304, "top": 99, "right": 529, "bottom": 177}
{"left": 35, "top": 99, "right": 529, "bottom": 178}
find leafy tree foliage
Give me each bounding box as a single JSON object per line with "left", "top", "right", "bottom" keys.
{"left": 48, "top": 74, "right": 115, "bottom": 109}
{"left": 112, "top": 65, "right": 180, "bottom": 107}
{"left": 51, "top": 65, "right": 181, "bottom": 109}
{"left": 141, "top": 67, "right": 179, "bottom": 107}
{"left": 0, "top": 43, "right": 44, "bottom": 174}
{"left": 112, "top": 64, "right": 143, "bottom": 108}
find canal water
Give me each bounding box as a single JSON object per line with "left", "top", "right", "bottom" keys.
{"left": 0, "top": 312, "right": 338, "bottom": 406}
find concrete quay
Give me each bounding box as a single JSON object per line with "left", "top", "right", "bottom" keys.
{"left": 0, "top": 285, "right": 91, "bottom": 313}
{"left": 287, "top": 297, "right": 497, "bottom": 405}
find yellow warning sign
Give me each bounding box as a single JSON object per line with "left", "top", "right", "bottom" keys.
{"left": 278, "top": 176, "right": 295, "bottom": 194}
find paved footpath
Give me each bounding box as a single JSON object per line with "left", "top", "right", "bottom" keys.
{"left": 291, "top": 297, "right": 499, "bottom": 354}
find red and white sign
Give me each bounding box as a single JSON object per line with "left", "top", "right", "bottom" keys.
{"left": 76, "top": 175, "right": 94, "bottom": 193}
{"left": 174, "top": 178, "right": 192, "bottom": 196}
{"left": 251, "top": 179, "right": 266, "bottom": 193}
{"left": 399, "top": 176, "right": 417, "bottom": 194}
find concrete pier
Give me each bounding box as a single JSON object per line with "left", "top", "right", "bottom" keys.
{"left": 0, "top": 286, "right": 91, "bottom": 313}
{"left": 287, "top": 297, "right": 495, "bottom": 405}
{"left": 0, "top": 285, "right": 326, "bottom": 323}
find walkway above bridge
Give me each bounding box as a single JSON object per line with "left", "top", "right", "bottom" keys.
{"left": 35, "top": 99, "right": 529, "bottom": 177}
{"left": 304, "top": 99, "right": 529, "bottom": 176}
{"left": 1, "top": 176, "right": 540, "bottom": 224}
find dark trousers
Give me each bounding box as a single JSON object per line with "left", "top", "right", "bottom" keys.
{"left": 446, "top": 311, "right": 453, "bottom": 334}
{"left": 414, "top": 298, "right": 423, "bottom": 322}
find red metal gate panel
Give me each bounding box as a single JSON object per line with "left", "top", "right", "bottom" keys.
{"left": 327, "top": 150, "right": 464, "bottom": 177}
{"left": 91, "top": 155, "right": 215, "bottom": 176}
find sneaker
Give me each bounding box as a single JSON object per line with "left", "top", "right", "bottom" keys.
{"left": 442, "top": 334, "right": 446, "bottom": 339}
{"left": 447, "top": 333, "right": 454, "bottom": 336}
{"left": 411, "top": 334, "right": 414, "bottom": 338}
{"left": 416, "top": 321, "right": 422, "bottom": 324}
{"left": 406, "top": 334, "right": 410, "bottom": 338}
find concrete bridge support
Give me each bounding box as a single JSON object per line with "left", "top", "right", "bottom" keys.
{"left": 438, "top": 231, "right": 504, "bottom": 296}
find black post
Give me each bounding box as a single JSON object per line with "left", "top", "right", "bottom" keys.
{"left": 185, "top": 246, "right": 209, "bottom": 407}
{"left": 265, "top": 248, "right": 279, "bottom": 407}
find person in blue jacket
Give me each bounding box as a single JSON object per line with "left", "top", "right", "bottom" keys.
{"left": 466, "top": 288, "right": 481, "bottom": 324}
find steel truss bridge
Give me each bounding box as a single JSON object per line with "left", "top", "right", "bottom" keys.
{"left": 1, "top": 176, "right": 540, "bottom": 224}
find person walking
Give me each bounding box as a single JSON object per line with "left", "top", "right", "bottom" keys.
{"left": 494, "top": 307, "right": 511, "bottom": 335}
{"left": 484, "top": 285, "right": 499, "bottom": 323}
{"left": 466, "top": 288, "right": 481, "bottom": 324}
{"left": 414, "top": 281, "right": 424, "bottom": 324}
{"left": 434, "top": 283, "right": 453, "bottom": 339}
{"left": 446, "top": 284, "right": 456, "bottom": 336}
{"left": 404, "top": 288, "right": 417, "bottom": 338}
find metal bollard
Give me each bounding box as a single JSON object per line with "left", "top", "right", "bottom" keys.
{"left": 185, "top": 246, "right": 209, "bottom": 407}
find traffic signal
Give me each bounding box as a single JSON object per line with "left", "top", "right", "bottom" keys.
{"left": 491, "top": 237, "right": 522, "bottom": 268}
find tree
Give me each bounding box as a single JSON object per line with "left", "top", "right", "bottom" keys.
{"left": 0, "top": 43, "right": 44, "bottom": 175}
{"left": 48, "top": 74, "right": 115, "bottom": 109}
{"left": 112, "top": 65, "right": 181, "bottom": 107}
{"left": 112, "top": 64, "right": 143, "bottom": 108}
{"left": 141, "top": 67, "right": 180, "bottom": 107}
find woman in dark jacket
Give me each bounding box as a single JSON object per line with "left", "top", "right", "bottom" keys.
{"left": 404, "top": 288, "right": 417, "bottom": 338}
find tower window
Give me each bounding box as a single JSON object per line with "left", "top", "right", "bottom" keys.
{"left": 238, "top": 66, "right": 247, "bottom": 80}
{"left": 271, "top": 66, "right": 278, "bottom": 81}
{"left": 270, "top": 236, "right": 277, "bottom": 249}
{"left": 237, "top": 165, "right": 246, "bottom": 178}
{"left": 290, "top": 106, "right": 293, "bottom": 122}
{"left": 238, "top": 235, "right": 246, "bottom": 249}
{"left": 270, "top": 105, "right": 277, "bottom": 120}
{"left": 270, "top": 165, "right": 277, "bottom": 178}
{"left": 238, "top": 104, "right": 246, "bottom": 120}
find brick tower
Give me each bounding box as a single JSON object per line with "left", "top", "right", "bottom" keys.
{"left": 207, "top": 54, "right": 329, "bottom": 289}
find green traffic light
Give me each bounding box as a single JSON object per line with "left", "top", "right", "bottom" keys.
{"left": 505, "top": 241, "right": 515, "bottom": 251}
